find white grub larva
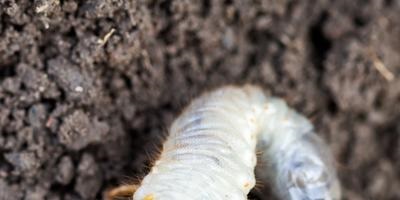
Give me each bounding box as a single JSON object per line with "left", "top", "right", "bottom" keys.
{"left": 107, "top": 85, "right": 341, "bottom": 200}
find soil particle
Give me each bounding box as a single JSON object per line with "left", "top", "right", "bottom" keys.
{"left": 47, "top": 57, "right": 96, "bottom": 103}
{"left": 1, "top": 77, "right": 21, "bottom": 94}
{"left": 0, "top": 180, "right": 23, "bottom": 200}
{"left": 75, "top": 153, "right": 103, "bottom": 199}
{"left": 24, "top": 186, "right": 47, "bottom": 200}
{"left": 34, "top": 0, "right": 60, "bottom": 15}
{"left": 4, "top": 151, "right": 40, "bottom": 176}
{"left": 59, "top": 110, "right": 109, "bottom": 150}
{"left": 0, "top": 107, "right": 10, "bottom": 128}
{"left": 55, "top": 156, "right": 74, "bottom": 185}
{"left": 27, "top": 104, "right": 48, "bottom": 128}
{"left": 62, "top": 1, "right": 78, "bottom": 13}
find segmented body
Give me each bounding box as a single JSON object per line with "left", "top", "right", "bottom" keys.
{"left": 257, "top": 97, "right": 341, "bottom": 200}
{"left": 132, "top": 85, "right": 341, "bottom": 200}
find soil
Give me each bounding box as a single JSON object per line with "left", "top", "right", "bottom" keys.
{"left": 0, "top": 0, "right": 399, "bottom": 200}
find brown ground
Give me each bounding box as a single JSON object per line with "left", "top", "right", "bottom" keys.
{"left": 0, "top": 0, "right": 399, "bottom": 200}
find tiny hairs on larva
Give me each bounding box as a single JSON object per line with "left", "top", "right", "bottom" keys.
{"left": 107, "top": 85, "right": 341, "bottom": 200}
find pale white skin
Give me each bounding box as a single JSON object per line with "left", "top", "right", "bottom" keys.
{"left": 257, "top": 97, "right": 341, "bottom": 200}
{"left": 133, "top": 85, "right": 341, "bottom": 200}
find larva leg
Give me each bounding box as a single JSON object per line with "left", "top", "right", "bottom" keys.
{"left": 133, "top": 85, "right": 267, "bottom": 200}
{"left": 257, "top": 97, "right": 341, "bottom": 200}
{"left": 106, "top": 184, "right": 139, "bottom": 200}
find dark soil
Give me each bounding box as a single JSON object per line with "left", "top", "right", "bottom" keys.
{"left": 0, "top": 0, "right": 399, "bottom": 199}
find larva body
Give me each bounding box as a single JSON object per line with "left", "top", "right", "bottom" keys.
{"left": 257, "top": 97, "right": 341, "bottom": 200}
{"left": 134, "top": 86, "right": 267, "bottom": 200}
{"left": 131, "top": 85, "right": 340, "bottom": 200}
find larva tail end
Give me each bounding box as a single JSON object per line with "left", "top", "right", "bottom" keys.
{"left": 105, "top": 184, "right": 139, "bottom": 200}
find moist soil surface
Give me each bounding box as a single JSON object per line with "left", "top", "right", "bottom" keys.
{"left": 0, "top": 0, "right": 400, "bottom": 200}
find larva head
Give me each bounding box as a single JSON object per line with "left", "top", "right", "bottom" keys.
{"left": 276, "top": 133, "right": 341, "bottom": 200}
